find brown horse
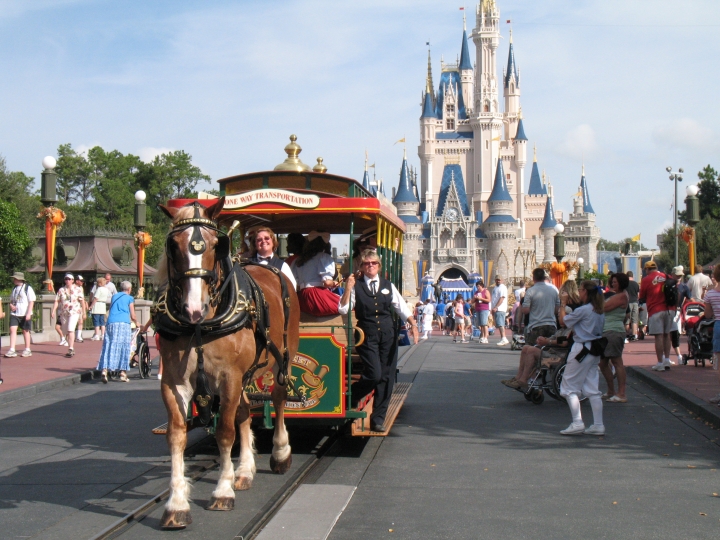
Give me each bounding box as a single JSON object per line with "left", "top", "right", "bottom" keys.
{"left": 155, "top": 198, "right": 299, "bottom": 529}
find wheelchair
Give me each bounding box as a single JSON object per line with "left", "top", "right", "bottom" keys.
{"left": 128, "top": 331, "right": 153, "bottom": 379}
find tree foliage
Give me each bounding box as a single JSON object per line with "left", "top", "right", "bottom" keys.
{"left": 597, "top": 237, "right": 647, "bottom": 253}
{"left": 0, "top": 200, "right": 34, "bottom": 290}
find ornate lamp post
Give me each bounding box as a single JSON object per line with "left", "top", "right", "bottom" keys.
{"left": 577, "top": 257, "right": 584, "bottom": 280}
{"left": 134, "top": 190, "right": 152, "bottom": 299}
{"left": 37, "top": 156, "right": 65, "bottom": 293}
{"left": 685, "top": 184, "right": 700, "bottom": 274}
{"left": 667, "top": 166, "right": 684, "bottom": 266}
{"left": 553, "top": 223, "right": 565, "bottom": 263}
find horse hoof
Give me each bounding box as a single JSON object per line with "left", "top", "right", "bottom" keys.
{"left": 160, "top": 509, "right": 192, "bottom": 529}
{"left": 207, "top": 496, "right": 234, "bottom": 511}
{"left": 234, "top": 476, "right": 253, "bottom": 490}
{"left": 270, "top": 454, "right": 292, "bottom": 474}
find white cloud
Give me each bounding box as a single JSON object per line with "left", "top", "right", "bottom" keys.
{"left": 554, "top": 124, "right": 599, "bottom": 160}
{"left": 137, "top": 147, "right": 175, "bottom": 163}
{"left": 74, "top": 143, "right": 100, "bottom": 157}
{"left": 652, "top": 118, "right": 720, "bottom": 154}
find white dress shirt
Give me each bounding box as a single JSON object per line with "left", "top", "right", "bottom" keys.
{"left": 255, "top": 256, "right": 297, "bottom": 290}
{"left": 338, "top": 275, "right": 412, "bottom": 322}
{"left": 291, "top": 253, "right": 335, "bottom": 290}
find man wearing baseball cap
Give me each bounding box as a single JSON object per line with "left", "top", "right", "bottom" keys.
{"left": 4, "top": 272, "right": 36, "bottom": 358}
{"left": 639, "top": 260, "right": 676, "bottom": 371}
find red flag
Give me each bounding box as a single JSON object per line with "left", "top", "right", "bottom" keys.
{"left": 507, "top": 19, "right": 511, "bottom": 23}
{"left": 459, "top": 6, "right": 465, "bottom": 10}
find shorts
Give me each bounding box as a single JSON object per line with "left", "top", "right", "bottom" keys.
{"left": 454, "top": 315, "right": 465, "bottom": 324}
{"left": 627, "top": 303, "right": 639, "bottom": 325}
{"left": 602, "top": 330, "right": 625, "bottom": 358}
{"left": 10, "top": 315, "right": 31, "bottom": 331}
{"left": 648, "top": 310, "right": 676, "bottom": 335}
{"left": 92, "top": 314, "right": 106, "bottom": 327}
{"left": 61, "top": 312, "right": 80, "bottom": 334}
{"left": 494, "top": 311, "right": 506, "bottom": 328}
{"left": 525, "top": 325, "right": 556, "bottom": 346}
{"left": 474, "top": 310, "right": 490, "bottom": 326}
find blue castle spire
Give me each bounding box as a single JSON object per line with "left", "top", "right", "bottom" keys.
{"left": 514, "top": 118, "right": 527, "bottom": 141}
{"left": 459, "top": 29, "right": 472, "bottom": 70}
{"left": 540, "top": 195, "right": 557, "bottom": 229}
{"left": 504, "top": 34, "right": 519, "bottom": 88}
{"left": 527, "top": 147, "right": 546, "bottom": 195}
{"left": 488, "top": 159, "right": 513, "bottom": 202}
{"left": 393, "top": 150, "right": 419, "bottom": 203}
{"left": 580, "top": 166, "right": 595, "bottom": 214}
{"left": 421, "top": 91, "right": 435, "bottom": 118}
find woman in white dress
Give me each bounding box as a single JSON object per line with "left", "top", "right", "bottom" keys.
{"left": 421, "top": 299, "right": 434, "bottom": 339}
{"left": 291, "top": 231, "right": 340, "bottom": 317}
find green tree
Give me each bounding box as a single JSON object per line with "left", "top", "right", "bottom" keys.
{"left": 597, "top": 237, "right": 647, "bottom": 253}
{"left": 0, "top": 200, "right": 34, "bottom": 290}
{"left": 56, "top": 143, "right": 95, "bottom": 205}
{"left": 0, "top": 155, "right": 41, "bottom": 234}
{"left": 149, "top": 150, "right": 211, "bottom": 201}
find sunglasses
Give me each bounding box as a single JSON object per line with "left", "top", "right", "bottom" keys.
{"left": 363, "top": 261, "right": 380, "bottom": 266}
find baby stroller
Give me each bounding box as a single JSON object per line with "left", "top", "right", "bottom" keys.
{"left": 683, "top": 301, "right": 715, "bottom": 367}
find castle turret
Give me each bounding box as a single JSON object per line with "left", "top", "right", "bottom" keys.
{"left": 482, "top": 159, "right": 517, "bottom": 279}
{"left": 393, "top": 148, "right": 420, "bottom": 217}
{"left": 514, "top": 117, "right": 528, "bottom": 237}
{"left": 420, "top": 48, "right": 438, "bottom": 210}
{"left": 503, "top": 29, "right": 521, "bottom": 136}
{"left": 362, "top": 152, "right": 371, "bottom": 192}
{"left": 459, "top": 14, "right": 474, "bottom": 113}
{"left": 580, "top": 165, "right": 595, "bottom": 214}
{"left": 566, "top": 164, "right": 600, "bottom": 269}
{"left": 540, "top": 187, "right": 557, "bottom": 263}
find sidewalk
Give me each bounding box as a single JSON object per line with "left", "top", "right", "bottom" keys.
{"left": 0, "top": 333, "right": 158, "bottom": 405}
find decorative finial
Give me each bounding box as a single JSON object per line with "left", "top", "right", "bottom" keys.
{"left": 509, "top": 27, "right": 513, "bottom": 44}
{"left": 463, "top": 10, "right": 466, "bottom": 31}
{"left": 533, "top": 144, "right": 537, "bottom": 162}
{"left": 274, "top": 134, "right": 311, "bottom": 172}
{"left": 365, "top": 149, "right": 368, "bottom": 171}
{"left": 313, "top": 157, "right": 327, "bottom": 173}
{"left": 518, "top": 106, "right": 523, "bottom": 120}
{"left": 426, "top": 46, "right": 434, "bottom": 95}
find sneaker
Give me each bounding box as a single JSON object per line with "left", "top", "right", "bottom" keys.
{"left": 461, "top": 340, "right": 469, "bottom": 344}
{"left": 59, "top": 338, "right": 68, "bottom": 346}
{"left": 76, "top": 338, "right": 84, "bottom": 343}
{"left": 624, "top": 338, "right": 629, "bottom": 344}
{"left": 91, "top": 336, "right": 101, "bottom": 341}
{"left": 65, "top": 348, "right": 75, "bottom": 358}
{"left": 651, "top": 362, "right": 666, "bottom": 371}
{"left": 606, "top": 395, "right": 627, "bottom": 403}
{"left": 709, "top": 393, "right": 720, "bottom": 404}
{"left": 560, "top": 422, "right": 586, "bottom": 435}
{"left": 21, "top": 349, "right": 32, "bottom": 358}
{"left": 4, "top": 350, "right": 17, "bottom": 358}
{"left": 584, "top": 424, "right": 606, "bottom": 435}
{"left": 497, "top": 339, "right": 509, "bottom": 346}
{"left": 663, "top": 358, "right": 673, "bottom": 368}
{"left": 502, "top": 379, "right": 521, "bottom": 389}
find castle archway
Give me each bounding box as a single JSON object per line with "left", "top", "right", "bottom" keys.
{"left": 436, "top": 264, "right": 468, "bottom": 282}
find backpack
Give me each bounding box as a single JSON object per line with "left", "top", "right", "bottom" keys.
{"left": 663, "top": 273, "right": 679, "bottom": 307}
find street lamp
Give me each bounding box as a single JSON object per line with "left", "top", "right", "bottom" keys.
{"left": 134, "top": 190, "right": 152, "bottom": 299}
{"left": 667, "top": 166, "right": 684, "bottom": 266}
{"left": 577, "top": 257, "right": 584, "bottom": 280}
{"left": 553, "top": 223, "right": 565, "bottom": 263}
{"left": 685, "top": 184, "right": 700, "bottom": 273}
{"left": 38, "top": 156, "right": 64, "bottom": 293}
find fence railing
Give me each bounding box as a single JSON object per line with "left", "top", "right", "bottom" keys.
{"left": 0, "top": 297, "right": 94, "bottom": 336}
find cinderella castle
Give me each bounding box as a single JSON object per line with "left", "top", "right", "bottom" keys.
{"left": 373, "top": 0, "right": 600, "bottom": 292}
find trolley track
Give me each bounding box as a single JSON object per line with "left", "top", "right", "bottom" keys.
{"left": 89, "top": 430, "right": 338, "bottom": 540}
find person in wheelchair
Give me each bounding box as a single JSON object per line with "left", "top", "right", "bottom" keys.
{"left": 501, "top": 319, "right": 572, "bottom": 391}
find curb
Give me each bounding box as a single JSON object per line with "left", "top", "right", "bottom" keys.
{"left": 627, "top": 366, "right": 720, "bottom": 428}
{"left": 0, "top": 369, "right": 99, "bottom": 407}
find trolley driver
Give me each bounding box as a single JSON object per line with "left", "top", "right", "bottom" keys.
{"left": 339, "top": 249, "right": 418, "bottom": 432}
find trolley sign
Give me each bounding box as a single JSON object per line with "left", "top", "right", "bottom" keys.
{"left": 224, "top": 189, "right": 320, "bottom": 209}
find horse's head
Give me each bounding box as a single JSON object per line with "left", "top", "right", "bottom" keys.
{"left": 159, "top": 197, "right": 229, "bottom": 324}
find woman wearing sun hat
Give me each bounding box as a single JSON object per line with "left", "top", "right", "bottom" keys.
{"left": 51, "top": 273, "right": 87, "bottom": 357}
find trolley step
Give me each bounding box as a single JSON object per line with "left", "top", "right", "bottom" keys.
{"left": 351, "top": 382, "right": 412, "bottom": 437}
{"left": 245, "top": 392, "right": 305, "bottom": 403}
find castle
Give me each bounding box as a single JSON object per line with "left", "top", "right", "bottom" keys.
{"left": 383, "top": 0, "right": 600, "bottom": 291}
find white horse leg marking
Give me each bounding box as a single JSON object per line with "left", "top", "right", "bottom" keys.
{"left": 166, "top": 445, "right": 191, "bottom": 512}
{"left": 235, "top": 421, "right": 256, "bottom": 482}
{"left": 271, "top": 365, "right": 291, "bottom": 463}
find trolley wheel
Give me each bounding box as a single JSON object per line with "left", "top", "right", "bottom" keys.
{"left": 523, "top": 390, "right": 533, "bottom": 401}
{"left": 137, "top": 342, "right": 151, "bottom": 379}
{"left": 531, "top": 389, "right": 544, "bottom": 405}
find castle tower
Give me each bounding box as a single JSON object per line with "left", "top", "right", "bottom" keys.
{"left": 513, "top": 117, "right": 528, "bottom": 238}
{"left": 362, "top": 152, "right": 371, "bottom": 192}
{"left": 470, "top": 0, "right": 503, "bottom": 205}
{"left": 540, "top": 186, "right": 557, "bottom": 263}
{"left": 393, "top": 150, "right": 423, "bottom": 290}
{"left": 503, "top": 29, "right": 521, "bottom": 139}
{"left": 566, "top": 165, "right": 601, "bottom": 268}
{"left": 482, "top": 158, "right": 517, "bottom": 279}
{"left": 459, "top": 14, "right": 474, "bottom": 112}
{"left": 420, "top": 48, "right": 438, "bottom": 211}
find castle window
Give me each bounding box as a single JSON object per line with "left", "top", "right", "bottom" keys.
{"left": 446, "top": 118, "right": 455, "bottom": 130}
{"left": 446, "top": 104, "right": 455, "bottom": 115}
{"left": 506, "top": 174, "right": 510, "bottom": 180}
{"left": 485, "top": 140, "right": 489, "bottom": 150}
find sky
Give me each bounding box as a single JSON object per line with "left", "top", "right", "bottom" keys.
{"left": 1, "top": 0, "right": 720, "bottom": 250}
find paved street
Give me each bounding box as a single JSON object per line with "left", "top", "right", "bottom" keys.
{"left": 321, "top": 336, "right": 720, "bottom": 539}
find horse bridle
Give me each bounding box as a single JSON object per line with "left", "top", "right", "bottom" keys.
{"left": 165, "top": 202, "right": 229, "bottom": 308}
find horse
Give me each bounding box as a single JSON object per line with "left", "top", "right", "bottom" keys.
{"left": 153, "top": 197, "right": 299, "bottom": 529}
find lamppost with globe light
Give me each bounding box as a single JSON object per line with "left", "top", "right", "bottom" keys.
{"left": 685, "top": 184, "right": 700, "bottom": 274}
{"left": 133, "top": 190, "right": 152, "bottom": 299}
{"left": 577, "top": 257, "right": 584, "bottom": 280}
{"left": 37, "top": 156, "right": 66, "bottom": 293}
{"left": 553, "top": 223, "right": 565, "bottom": 263}
{"left": 667, "top": 166, "right": 684, "bottom": 267}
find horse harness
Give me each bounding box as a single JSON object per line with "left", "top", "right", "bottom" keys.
{"left": 153, "top": 202, "right": 298, "bottom": 425}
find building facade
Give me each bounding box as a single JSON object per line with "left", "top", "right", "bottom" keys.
{"left": 391, "top": 0, "right": 599, "bottom": 293}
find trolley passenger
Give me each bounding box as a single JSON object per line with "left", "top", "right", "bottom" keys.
{"left": 247, "top": 226, "right": 297, "bottom": 290}
{"left": 338, "top": 249, "right": 417, "bottom": 432}
{"left": 291, "top": 231, "right": 340, "bottom": 317}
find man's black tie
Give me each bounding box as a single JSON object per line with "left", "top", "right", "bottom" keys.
{"left": 371, "top": 281, "right": 377, "bottom": 295}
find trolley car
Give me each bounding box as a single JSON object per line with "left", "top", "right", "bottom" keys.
{"left": 162, "top": 137, "right": 412, "bottom": 436}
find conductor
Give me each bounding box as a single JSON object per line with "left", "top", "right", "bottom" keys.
{"left": 338, "top": 249, "right": 417, "bottom": 432}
